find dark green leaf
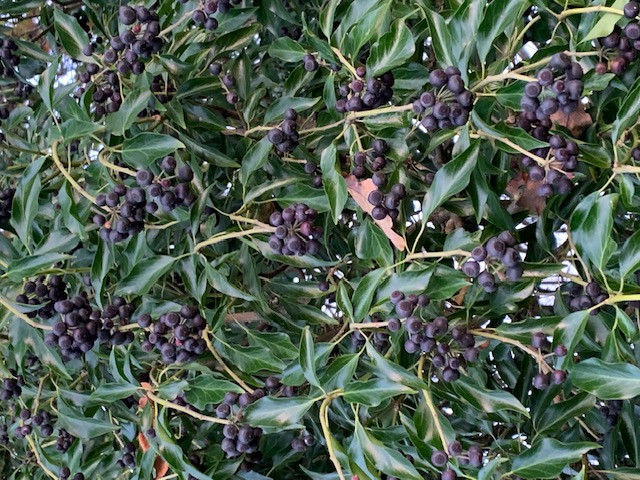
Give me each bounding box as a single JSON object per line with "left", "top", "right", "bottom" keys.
{"left": 300, "top": 327, "right": 321, "bottom": 389}
{"left": 571, "top": 358, "right": 640, "bottom": 399}
{"left": 321, "top": 143, "right": 348, "bottom": 224}
{"left": 268, "top": 37, "right": 308, "bottom": 62}
{"left": 509, "top": 439, "right": 599, "bottom": 479}
{"left": 570, "top": 192, "right": 617, "bottom": 270}
{"left": 243, "top": 396, "right": 315, "bottom": 428}
{"left": 344, "top": 379, "right": 417, "bottom": 407}
{"left": 121, "top": 133, "right": 186, "bottom": 168}
{"left": 452, "top": 377, "right": 529, "bottom": 416}
{"left": 53, "top": 9, "right": 92, "bottom": 61}
{"left": 115, "top": 255, "right": 177, "bottom": 296}
{"left": 366, "top": 19, "right": 415, "bottom": 77}
{"left": 184, "top": 375, "right": 244, "bottom": 410}
{"left": 106, "top": 89, "right": 153, "bottom": 137}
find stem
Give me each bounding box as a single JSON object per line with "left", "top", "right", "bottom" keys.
{"left": 557, "top": 5, "right": 624, "bottom": 21}
{"left": 347, "top": 103, "right": 414, "bottom": 120}
{"left": 194, "top": 226, "right": 275, "bottom": 252}
{"left": 319, "top": 391, "right": 346, "bottom": 480}
{"left": 146, "top": 391, "right": 231, "bottom": 425}
{"left": 331, "top": 47, "right": 358, "bottom": 78}
{"left": 299, "top": 119, "right": 345, "bottom": 135}
{"left": 470, "top": 329, "right": 553, "bottom": 374}
{"left": 405, "top": 249, "right": 471, "bottom": 262}
{"left": 25, "top": 435, "right": 57, "bottom": 480}
{"left": 0, "top": 295, "right": 53, "bottom": 331}
{"left": 471, "top": 131, "right": 547, "bottom": 166}
{"left": 203, "top": 329, "right": 254, "bottom": 394}
{"left": 243, "top": 125, "right": 273, "bottom": 137}
{"left": 471, "top": 72, "right": 538, "bottom": 92}
{"left": 350, "top": 320, "right": 393, "bottom": 330}
{"left": 613, "top": 165, "right": 640, "bottom": 174}
{"left": 417, "top": 356, "right": 449, "bottom": 454}
{"left": 98, "top": 150, "right": 136, "bottom": 177}
{"left": 50, "top": 141, "right": 101, "bottom": 207}
{"left": 32, "top": 375, "right": 48, "bottom": 415}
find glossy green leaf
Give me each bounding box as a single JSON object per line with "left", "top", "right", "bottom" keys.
{"left": 476, "top": 0, "right": 528, "bottom": 63}
{"left": 352, "top": 268, "right": 388, "bottom": 322}
{"left": 613, "top": 75, "right": 640, "bottom": 143}
{"left": 115, "top": 255, "right": 177, "bottom": 296}
{"left": 571, "top": 358, "right": 640, "bottom": 399}
{"left": 10, "top": 156, "right": 44, "bottom": 248}
{"left": 344, "top": 379, "right": 417, "bottom": 407}
{"left": 366, "top": 19, "right": 415, "bottom": 77}
{"left": 300, "top": 327, "right": 321, "bottom": 389}
{"left": 553, "top": 310, "right": 590, "bottom": 370}
{"left": 243, "top": 396, "right": 315, "bottom": 428}
{"left": 509, "top": 439, "right": 599, "bottom": 479}
{"left": 184, "top": 375, "right": 244, "bottom": 410}
{"left": 321, "top": 142, "right": 348, "bottom": 224}
{"left": 240, "top": 136, "right": 273, "bottom": 186}
{"left": 268, "top": 37, "right": 308, "bottom": 62}
{"left": 106, "top": 89, "right": 153, "bottom": 137}
{"left": 422, "top": 140, "right": 479, "bottom": 222}
{"left": 570, "top": 192, "right": 617, "bottom": 270}
{"left": 264, "top": 96, "right": 321, "bottom": 124}
{"left": 452, "top": 377, "right": 529, "bottom": 417}
{"left": 53, "top": 9, "right": 91, "bottom": 61}
{"left": 121, "top": 133, "right": 185, "bottom": 168}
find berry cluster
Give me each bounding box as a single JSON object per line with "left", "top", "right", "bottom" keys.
{"left": 32, "top": 410, "right": 55, "bottom": 437}
{"left": 209, "top": 64, "right": 240, "bottom": 105}
{"left": 290, "top": 431, "right": 315, "bottom": 452}
{"left": 0, "top": 36, "right": 19, "bottom": 77}
{"left": 185, "top": 0, "right": 240, "bottom": 16}
{"left": 16, "top": 275, "right": 68, "bottom": 320}
{"left": 413, "top": 66, "right": 474, "bottom": 132}
{"left": 0, "top": 187, "right": 15, "bottom": 224}
{"left": 280, "top": 26, "right": 302, "bottom": 41}
{"left": 116, "top": 441, "right": 137, "bottom": 469}
{"left": 597, "top": 2, "right": 640, "bottom": 75}
{"left": 267, "top": 108, "right": 300, "bottom": 154}
{"left": 0, "top": 374, "right": 23, "bottom": 401}
{"left": 191, "top": 1, "right": 221, "bottom": 31}
{"left": 95, "top": 184, "right": 147, "bottom": 243}
{"left": 599, "top": 400, "right": 623, "bottom": 427}
{"left": 44, "top": 292, "right": 101, "bottom": 359}
{"left": 139, "top": 306, "right": 207, "bottom": 364}
{"left": 462, "top": 231, "right": 523, "bottom": 291}
{"left": 335, "top": 67, "right": 395, "bottom": 113}
{"left": 267, "top": 203, "right": 323, "bottom": 256}
{"left": 96, "top": 296, "right": 137, "bottom": 347}
{"left": 521, "top": 134, "right": 577, "bottom": 197}
{"left": 352, "top": 138, "right": 389, "bottom": 180}
{"left": 56, "top": 428, "right": 75, "bottom": 453}
{"left": 565, "top": 281, "right": 608, "bottom": 313}
{"left": 303, "top": 159, "right": 323, "bottom": 187}
{"left": 368, "top": 182, "right": 406, "bottom": 222}
{"left": 302, "top": 53, "right": 319, "bottom": 72}
{"left": 429, "top": 441, "right": 484, "bottom": 479}
{"left": 387, "top": 292, "right": 479, "bottom": 379}
{"left": 75, "top": 70, "right": 123, "bottom": 118}
{"left": 151, "top": 75, "right": 176, "bottom": 104}
{"left": 527, "top": 332, "right": 569, "bottom": 390}
{"left": 58, "top": 467, "right": 84, "bottom": 480}
{"left": 521, "top": 53, "right": 584, "bottom": 118}
{"left": 217, "top": 391, "right": 263, "bottom": 462}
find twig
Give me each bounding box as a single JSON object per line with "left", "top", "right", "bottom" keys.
{"left": 50, "top": 141, "right": 102, "bottom": 208}
{"left": 417, "top": 355, "right": 450, "bottom": 454}
{"left": 0, "top": 294, "right": 53, "bottom": 331}
{"left": 193, "top": 226, "right": 275, "bottom": 253}
{"left": 146, "top": 391, "right": 231, "bottom": 425}
{"left": 319, "top": 391, "right": 346, "bottom": 480}
{"left": 203, "top": 329, "right": 254, "bottom": 394}
{"left": 25, "top": 435, "right": 57, "bottom": 480}
{"left": 470, "top": 329, "right": 553, "bottom": 374}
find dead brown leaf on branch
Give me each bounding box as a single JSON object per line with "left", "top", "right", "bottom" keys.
{"left": 345, "top": 175, "right": 407, "bottom": 251}
{"left": 550, "top": 103, "right": 592, "bottom": 138}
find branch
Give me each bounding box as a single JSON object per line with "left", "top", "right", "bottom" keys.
{"left": 319, "top": 391, "right": 347, "bottom": 480}
{"left": 146, "top": 391, "right": 231, "bottom": 425}
{"left": 470, "top": 329, "right": 553, "bottom": 374}
{"left": 193, "top": 226, "right": 275, "bottom": 253}
{"left": 202, "top": 329, "right": 255, "bottom": 394}
{"left": 417, "top": 355, "right": 450, "bottom": 454}
{"left": 0, "top": 294, "right": 53, "bottom": 331}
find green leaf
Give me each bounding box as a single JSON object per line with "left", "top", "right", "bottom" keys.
{"left": 91, "top": 241, "right": 112, "bottom": 309}
{"left": 6, "top": 253, "right": 72, "bottom": 282}
{"left": 264, "top": 96, "right": 321, "bottom": 123}
{"left": 115, "top": 255, "right": 177, "bottom": 296}
{"left": 53, "top": 9, "right": 91, "bottom": 61}
{"left": 452, "top": 377, "right": 529, "bottom": 417}
{"left": 365, "top": 342, "right": 426, "bottom": 391}
{"left": 217, "top": 340, "right": 286, "bottom": 374}
{"left": 344, "top": 379, "right": 417, "bottom": 407}
{"left": 581, "top": 0, "right": 627, "bottom": 43}
{"left": 58, "top": 118, "right": 102, "bottom": 142}
{"left": 509, "top": 439, "right": 599, "bottom": 479}
{"left": 243, "top": 396, "right": 315, "bottom": 428}
{"left": 320, "top": 0, "right": 342, "bottom": 39}
{"left": 39, "top": 56, "right": 60, "bottom": 114}
{"left": 268, "top": 37, "right": 308, "bottom": 62}
{"left": 106, "top": 89, "right": 152, "bottom": 137}
{"left": 354, "top": 422, "right": 422, "bottom": 480}
{"left": 321, "top": 143, "right": 348, "bottom": 224}
{"left": 86, "top": 383, "right": 140, "bottom": 406}
{"left": 533, "top": 392, "right": 596, "bottom": 435}
{"left": 422, "top": 140, "right": 479, "bottom": 221}
{"left": 569, "top": 192, "right": 618, "bottom": 270}
{"left": 240, "top": 136, "right": 273, "bottom": 186}
{"left": 553, "top": 310, "right": 591, "bottom": 370}
{"left": 10, "top": 156, "right": 44, "bottom": 248}
{"left": 354, "top": 218, "right": 393, "bottom": 267}
{"left": 56, "top": 410, "right": 118, "bottom": 439}
{"left": 571, "top": 358, "right": 640, "bottom": 399}
{"left": 9, "top": 317, "right": 72, "bottom": 380}
{"left": 184, "top": 375, "right": 244, "bottom": 410}
{"left": 423, "top": 8, "right": 456, "bottom": 68}
{"left": 613, "top": 75, "right": 640, "bottom": 143}
{"left": 204, "top": 263, "right": 256, "bottom": 301}
{"left": 300, "top": 327, "right": 321, "bottom": 389}
{"left": 620, "top": 228, "right": 640, "bottom": 280}
{"left": 476, "top": 0, "right": 528, "bottom": 63}
{"left": 366, "top": 19, "right": 415, "bottom": 77}
{"left": 121, "top": 133, "right": 185, "bottom": 168}
{"left": 352, "top": 268, "right": 388, "bottom": 322}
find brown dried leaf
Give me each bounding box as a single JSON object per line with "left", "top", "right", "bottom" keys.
{"left": 506, "top": 172, "right": 546, "bottom": 215}
{"left": 345, "top": 175, "right": 406, "bottom": 251}
{"left": 550, "top": 104, "right": 592, "bottom": 138}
